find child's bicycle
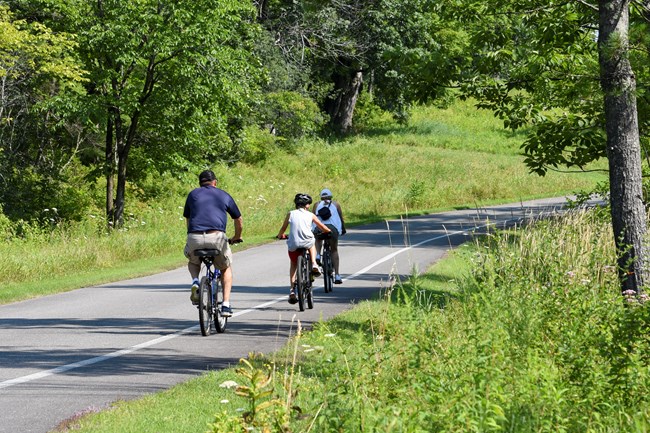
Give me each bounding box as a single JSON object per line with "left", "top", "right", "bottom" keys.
{"left": 316, "top": 231, "right": 334, "bottom": 293}
{"left": 194, "top": 240, "right": 242, "bottom": 336}
{"left": 294, "top": 247, "right": 315, "bottom": 311}
{"left": 276, "top": 235, "right": 315, "bottom": 312}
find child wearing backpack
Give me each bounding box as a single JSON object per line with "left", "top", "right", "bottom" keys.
{"left": 313, "top": 188, "right": 345, "bottom": 284}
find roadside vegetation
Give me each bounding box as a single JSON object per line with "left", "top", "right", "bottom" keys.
{"left": 57, "top": 209, "right": 650, "bottom": 433}
{"left": 0, "top": 99, "right": 603, "bottom": 304}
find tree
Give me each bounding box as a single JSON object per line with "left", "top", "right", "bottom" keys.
{"left": 458, "top": 0, "right": 648, "bottom": 293}
{"left": 259, "top": 0, "right": 468, "bottom": 134}
{"left": 599, "top": 0, "right": 646, "bottom": 292}
{"left": 0, "top": 4, "right": 89, "bottom": 223}
{"left": 12, "top": 0, "right": 262, "bottom": 227}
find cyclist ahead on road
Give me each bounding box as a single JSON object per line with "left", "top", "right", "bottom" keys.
{"left": 313, "top": 188, "right": 345, "bottom": 284}
{"left": 277, "top": 193, "right": 331, "bottom": 304}
{"left": 183, "top": 170, "right": 243, "bottom": 317}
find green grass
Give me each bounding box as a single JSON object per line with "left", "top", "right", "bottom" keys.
{"left": 0, "top": 99, "right": 605, "bottom": 304}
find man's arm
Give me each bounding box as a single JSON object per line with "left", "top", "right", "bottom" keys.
{"left": 230, "top": 216, "right": 243, "bottom": 242}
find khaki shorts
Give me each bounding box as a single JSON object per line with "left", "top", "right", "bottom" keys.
{"left": 184, "top": 231, "right": 232, "bottom": 270}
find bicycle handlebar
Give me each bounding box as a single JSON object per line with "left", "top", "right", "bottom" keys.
{"left": 228, "top": 238, "right": 244, "bottom": 245}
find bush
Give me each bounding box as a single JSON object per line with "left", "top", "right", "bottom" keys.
{"left": 261, "top": 91, "right": 326, "bottom": 142}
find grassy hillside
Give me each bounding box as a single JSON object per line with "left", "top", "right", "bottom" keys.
{"left": 0, "top": 100, "right": 605, "bottom": 303}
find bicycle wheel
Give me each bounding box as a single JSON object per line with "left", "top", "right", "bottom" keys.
{"left": 296, "top": 254, "right": 307, "bottom": 311}
{"left": 323, "top": 249, "right": 333, "bottom": 293}
{"left": 214, "top": 276, "right": 228, "bottom": 333}
{"left": 306, "top": 279, "right": 314, "bottom": 309}
{"left": 198, "top": 276, "right": 212, "bottom": 336}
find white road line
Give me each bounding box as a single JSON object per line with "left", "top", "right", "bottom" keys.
{"left": 0, "top": 221, "right": 502, "bottom": 390}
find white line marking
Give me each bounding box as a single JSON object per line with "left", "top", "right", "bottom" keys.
{"left": 0, "top": 220, "right": 505, "bottom": 390}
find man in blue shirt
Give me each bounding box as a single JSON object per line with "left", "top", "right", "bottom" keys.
{"left": 183, "top": 170, "right": 243, "bottom": 317}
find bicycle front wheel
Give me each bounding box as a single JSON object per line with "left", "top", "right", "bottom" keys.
{"left": 214, "top": 277, "right": 227, "bottom": 333}
{"left": 296, "top": 254, "right": 307, "bottom": 311}
{"left": 198, "top": 276, "right": 213, "bottom": 336}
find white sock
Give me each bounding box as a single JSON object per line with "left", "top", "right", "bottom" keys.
{"left": 222, "top": 302, "right": 230, "bottom": 307}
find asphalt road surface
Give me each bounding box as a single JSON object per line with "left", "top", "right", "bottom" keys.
{"left": 0, "top": 197, "right": 575, "bottom": 433}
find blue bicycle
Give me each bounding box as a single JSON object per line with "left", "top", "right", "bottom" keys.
{"left": 194, "top": 240, "right": 242, "bottom": 336}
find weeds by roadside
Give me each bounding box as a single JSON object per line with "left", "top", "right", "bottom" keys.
{"left": 196, "top": 209, "right": 650, "bottom": 433}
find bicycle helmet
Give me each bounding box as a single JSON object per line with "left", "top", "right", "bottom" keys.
{"left": 294, "top": 193, "right": 313, "bottom": 207}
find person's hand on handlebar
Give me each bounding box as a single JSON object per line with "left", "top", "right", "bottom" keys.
{"left": 228, "top": 238, "right": 243, "bottom": 245}
{"left": 276, "top": 233, "right": 288, "bottom": 240}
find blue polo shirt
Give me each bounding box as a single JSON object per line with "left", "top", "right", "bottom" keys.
{"left": 183, "top": 185, "right": 241, "bottom": 233}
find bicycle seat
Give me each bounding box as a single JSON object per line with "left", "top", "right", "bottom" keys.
{"left": 194, "top": 249, "right": 219, "bottom": 258}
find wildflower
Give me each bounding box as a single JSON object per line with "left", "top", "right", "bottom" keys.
{"left": 220, "top": 380, "right": 239, "bottom": 388}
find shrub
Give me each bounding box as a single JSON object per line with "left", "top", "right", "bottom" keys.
{"left": 261, "top": 91, "right": 326, "bottom": 142}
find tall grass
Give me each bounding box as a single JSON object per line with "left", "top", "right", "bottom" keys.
{"left": 1, "top": 99, "right": 605, "bottom": 303}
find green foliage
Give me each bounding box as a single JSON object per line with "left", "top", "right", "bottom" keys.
{"left": 457, "top": 0, "right": 611, "bottom": 174}
{"left": 0, "top": 4, "right": 91, "bottom": 225}
{"left": 237, "top": 125, "right": 278, "bottom": 164}
{"left": 260, "top": 91, "right": 326, "bottom": 142}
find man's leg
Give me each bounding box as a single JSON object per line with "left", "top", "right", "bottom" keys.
{"left": 221, "top": 266, "right": 232, "bottom": 303}
{"left": 188, "top": 262, "right": 200, "bottom": 280}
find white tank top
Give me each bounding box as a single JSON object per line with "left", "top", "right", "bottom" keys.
{"left": 288, "top": 208, "right": 315, "bottom": 251}
{"left": 313, "top": 200, "right": 342, "bottom": 234}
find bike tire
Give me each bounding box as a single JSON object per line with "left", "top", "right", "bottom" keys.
{"left": 296, "top": 254, "right": 307, "bottom": 312}
{"left": 306, "top": 282, "right": 314, "bottom": 309}
{"left": 214, "top": 276, "right": 227, "bottom": 333}
{"left": 198, "top": 276, "right": 212, "bottom": 336}
{"left": 323, "top": 250, "right": 333, "bottom": 293}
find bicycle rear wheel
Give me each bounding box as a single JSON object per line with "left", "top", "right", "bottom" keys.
{"left": 306, "top": 281, "right": 314, "bottom": 309}
{"left": 296, "top": 254, "right": 307, "bottom": 311}
{"left": 323, "top": 249, "right": 333, "bottom": 293}
{"left": 198, "top": 276, "right": 212, "bottom": 336}
{"left": 214, "top": 277, "right": 227, "bottom": 333}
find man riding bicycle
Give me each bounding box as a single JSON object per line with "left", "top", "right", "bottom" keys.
{"left": 183, "top": 170, "right": 243, "bottom": 317}
{"left": 313, "top": 188, "right": 345, "bottom": 284}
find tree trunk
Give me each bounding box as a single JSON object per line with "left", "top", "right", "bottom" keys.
{"left": 599, "top": 0, "right": 647, "bottom": 293}
{"left": 326, "top": 67, "right": 363, "bottom": 135}
{"left": 105, "top": 114, "right": 115, "bottom": 228}
{"left": 114, "top": 110, "right": 140, "bottom": 227}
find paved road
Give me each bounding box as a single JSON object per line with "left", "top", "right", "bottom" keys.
{"left": 0, "top": 197, "right": 573, "bottom": 433}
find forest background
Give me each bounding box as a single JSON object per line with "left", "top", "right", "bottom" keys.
{"left": 2, "top": 0, "right": 650, "bottom": 294}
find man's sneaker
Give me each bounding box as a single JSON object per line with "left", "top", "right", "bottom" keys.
{"left": 316, "top": 254, "right": 322, "bottom": 266}
{"left": 334, "top": 274, "right": 343, "bottom": 284}
{"left": 221, "top": 305, "right": 233, "bottom": 317}
{"left": 311, "top": 266, "right": 321, "bottom": 277}
{"left": 190, "top": 280, "right": 200, "bottom": 305}
{"left": 288, "top": 291, "right": 298, "bottom": 304}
